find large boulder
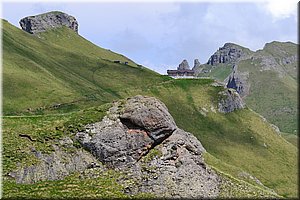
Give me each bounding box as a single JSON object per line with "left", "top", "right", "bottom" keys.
{"left": 76, "top": 95, "right": 177, "bottom": 168}
{"left": 226, "top": 69, "right": 250, "bottom": 98}
{"left": 19, "top": 11, "right": 78, "bottom": 34}
{"left": 120, "top": 95, "right": 177, "bottom": 142}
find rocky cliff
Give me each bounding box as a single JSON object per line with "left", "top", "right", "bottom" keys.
{"left": 7, "top": 95, "right": 221, "bottom": 198}
{"left": 178, "top": 59, "right": 190, "bottom": 70}
{"left": 226, "top": 70, "right": 250, "bottom": 98}
{"left": 19, "top": 11, "right": 78, "bottom": 34}
{"left": 194, "top": 59, "right": 201, "bottom": 68}
{"left": 218, "top": 88, "right": 245, "bottom": 113}
{"left": 207, "top": 43, "right": 251, "bottom": 66}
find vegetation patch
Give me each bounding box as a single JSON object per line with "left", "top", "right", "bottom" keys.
{"left": 3, "top": 169, "right": 127, "bottom": 199}
{"left": 2, "top": 103, "right": 110, "bottom": 174}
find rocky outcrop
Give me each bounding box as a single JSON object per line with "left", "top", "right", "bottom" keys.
{"left": 218, "top": 88, "right": 245, "bottom": 113}
{"left": 194, "top": 59, "right": 201, "bottom": 68}
{"left": 178, "top": 59, "right": 190, "bottom": 70}
{"left": 7, "top": 95, "right": 221, "bottom": 198}
{"left": 127, "top": 129, "right": 220, "bottom": 198}
{"left": 19, "top": 11, "right": 78, "bottom": 34}
{"left": 76, "top": 96, "right": 177, "bottom": 168}
{"left": 225, "top": 67, "right": 250, "bottom": 98}
{"left": 207, "top": 43, "right": 250, "bottom": 66}
{"left": 6, "top": 139, "right": 102, "bottom": 184}
{"left": 75, "top": 95, "right": 220, "bottom": 198}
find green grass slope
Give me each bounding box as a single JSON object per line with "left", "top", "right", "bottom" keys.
{"left": 197, "top": 63, "right": 233, "bottom": 81}
{"left": 2, "top": 21, "right": 297, "bottom": 198}
{"left": 2, "top": 20, "right": 170, "bottom": 115}
{"left": 238, "top": 42, "right": 298, "bottom": 134}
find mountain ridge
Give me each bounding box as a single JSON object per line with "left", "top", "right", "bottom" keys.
{"left": 194, "top": 41, "right": 298, "bottom": 135}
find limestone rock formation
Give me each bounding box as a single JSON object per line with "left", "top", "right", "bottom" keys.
{"left": 7, "top": 95, "right": 221, "bottom": 198}
{"left": 19, "top": 11, "right": 78, "bottom": 34}
{"left": 7, "top": 139, "right": 102, "bottom": 184}
{"left": 194, "top": 59, "right": 201, "bottom": 68}
{"left": 218, "top": 88, "right": 245, "bottom": 113}
{"left": 127, "top": 129, "right": 220, "bottom": 198}
{"left": 76, "top": 95, "right": 220, "bottom": 197}
{"left": 207, "top": 43, "right": 249, "bottom": 65}
{"left": 225, "top": 68, "right": 250, "bottom": 98}
{"left": 120, "top": 96, "right": 177, "bottom": 142}
{"left": 76, "top": 96, "right": 177, "bottom": 168}
{"left": 178, "top": 59, "right": 190, "bottom": 70}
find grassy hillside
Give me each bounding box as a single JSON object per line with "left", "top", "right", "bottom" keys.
{"left": 195, "top": 41, "right": 298, "bottom": 135}
{"left": 2, "top": 21, "right": 297, "bottom": 198}
{"left": 197, "top": 63, "right": 233, "bottom": 81}
{"left": 2, "top": 20, "right": 170, "bottom": 115}
{"left": 238, "top": 42, "right": 298, "bottom": 134}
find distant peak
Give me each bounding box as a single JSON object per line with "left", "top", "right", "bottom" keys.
{"left": 178, "top": 59, "right": 190, "bottom": 70}
{"left": 221, "top": 42, "right": 248, "bottom": 50}
{"left": 263, "top": 41, "right": 296, "bottom": 49}
{"left": 19, "top": 11, "right": 78, "bottom": 34}
{"left": 207, "top": 42, "right": 252, "bottom": 65}
{"left": 223, "top": 42, "right": 237, "bottom": 47}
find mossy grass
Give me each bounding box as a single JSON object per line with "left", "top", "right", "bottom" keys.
{"left": 3, "top": 169, "right": 131, "bottom": 199}
{"left": 2, "top": 103, "right": 110, "bottom": 174}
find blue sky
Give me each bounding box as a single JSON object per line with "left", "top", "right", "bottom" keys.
{"left": 2, "top": 1, "right": 298, "bottom": 74}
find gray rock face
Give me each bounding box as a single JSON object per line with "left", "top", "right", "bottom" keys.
{"left": 120, "top": 95, "right": 177, "bottom": 142}
{"left": 218, "top": 88, "right": 245, "bottom": 113}
{"left": 6, "top": 139, "right": 102, "bottom": 184}
{"left": 127, "top": 129, "right": 220, "bottom": 198}
{"left": 19, "top": 11, "right": 78, "bottom": 34}
{"left": 76, "top": 95, "right": 177, "bottom": 168}
{"left": 226, "top": 68, "right": 250, "bottom": 98}
{"left": 194, "top": 59, "right": 201, "bottom": 68}
{"left": 207, "top": 43, "right": 246, "bottom": 65}
{"left": 76, "top": 117, "right": 154, "bottom": 168}
{"left": 76, "top": 95, "right": 220, "bottom": 197}
{"left": 178, "top": 59, "right": 190, "bottom": 70}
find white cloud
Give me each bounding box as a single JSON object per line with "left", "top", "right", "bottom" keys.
{"left": 262, "top": 0, "right": 297, "bottom": 21}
